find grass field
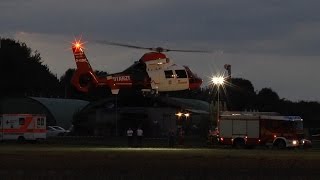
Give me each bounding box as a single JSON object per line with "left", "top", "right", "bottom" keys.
{"left": 0, "top": 144, "right": 319, "bottom": 179}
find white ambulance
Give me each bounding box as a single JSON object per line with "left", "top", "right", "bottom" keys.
{"left": 0, "top": 114, "right": 46, "bottom": 142}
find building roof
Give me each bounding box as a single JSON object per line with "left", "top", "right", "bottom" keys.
{"left": 30, "top": 97, "right": 89, "bottom": 128}
{"left": 158, "top": 97, "right": 210, "bottom": 112}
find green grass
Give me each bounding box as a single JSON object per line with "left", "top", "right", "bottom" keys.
{"left": 0, "top": 144, "right": 319, "bottom": 163}
{"left": 0, "top": 144, "right": 319, "bottom": 179}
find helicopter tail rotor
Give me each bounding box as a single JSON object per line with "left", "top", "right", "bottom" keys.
{"left": 71, "top": 42, "right": 99, "bottom": 92}
{"left": 71, "top": 39, "right": 120, "bottom": 94}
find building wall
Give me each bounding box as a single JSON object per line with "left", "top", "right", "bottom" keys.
{"left": 74, "top": 105, "right": 209, "bottom": 137}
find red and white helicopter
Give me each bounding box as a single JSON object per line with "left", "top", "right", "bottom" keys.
{"left": 71, "top": 40, "right": 203, "bottom": 95}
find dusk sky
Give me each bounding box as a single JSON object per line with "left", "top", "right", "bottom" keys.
{"left": 1, "top": 0, "right": 319, "bottom": 102}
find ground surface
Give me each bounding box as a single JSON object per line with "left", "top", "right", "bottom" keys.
{"left": 0, "top": 143, "right": 319, "bottom": 180}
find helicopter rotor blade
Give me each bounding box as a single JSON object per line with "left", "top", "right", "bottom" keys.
{"left": 166, "top": 49, "right": 212, "bottom": 53}
{"left": 96, "top": 41, "right": 151, "bottom": 50}
{"left": 96, "top": 40, "right": 214, "bottom": 53}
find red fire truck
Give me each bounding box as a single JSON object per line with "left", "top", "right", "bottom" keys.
{"left": 218, "top": 112, "right": 307, "bottom": 149}
{"left": 0, "top": 114, "right": 46, "bottom": 142}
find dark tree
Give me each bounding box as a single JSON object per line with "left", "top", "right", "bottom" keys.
{"left": 0, "top": 38, "right": 61, "bottom": 97}
{"left": 256, "top": 88, "right": 280, "bottom": 112}
{"left": 224, "top": 78, "right": 256, "bottom": 111}
{"left": 60, "top": 68, "right": 76, "bottom": 98}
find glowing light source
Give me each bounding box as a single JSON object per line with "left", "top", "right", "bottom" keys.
{"left": 175, "top": 112, "right": 190, "bottom": 118}
{"left": 293, "top": 140, "right": 297, "bottom": 145}
{"left": 73, "top": 41, "right": 84, "bottom": 50}
{"left": 75, "top": 42, "right": 81, "bottom": 48}
{"left": 211, "top": 76, "right": 225, "bottom": 85}
{"left": 71, "top": 38, "right": 86, "bottom": 51}
{"left": 211, "top": 75, "right": 225, "bottom": 126}
{"left": 175, "top": 112, "right": 183, "bottom": 117}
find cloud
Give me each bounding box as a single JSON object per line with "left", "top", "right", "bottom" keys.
{"left": 1, "top": 0, "right": 320, "bottom": 101}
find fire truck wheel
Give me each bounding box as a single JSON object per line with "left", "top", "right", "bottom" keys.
{"left": 233, "top": 138, "right": 245, "bottom": 149}
{"left": 17, "top": 136, "right": 25, "bottom": 143}
{"left": 274, "top": 139, "right": 286, "bottom": 149}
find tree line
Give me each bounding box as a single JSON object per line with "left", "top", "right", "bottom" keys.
{"left": 1, "top": 38, "right": 319, "bottom": 128}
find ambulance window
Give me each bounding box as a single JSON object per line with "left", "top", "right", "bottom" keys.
{"left": 175, "top": 70, "right": 187, "bottom": 78}
{"left": 164, "top": 70, "right": 174, "bottom": 78}
{"left": 37, "top": 118, "right": 41, "bottom": 125}
{"left": 19, "top": 118, "right": 25, "bottom": 125}
{"left": 41, "top": 118, "right": 44, "bottom": 126}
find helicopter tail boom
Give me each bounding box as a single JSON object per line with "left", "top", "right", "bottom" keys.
{"left": 71, "top": 46, "right": 100, "bottom": 92}
{"left": 71, "top": 45, "right": 119, "bottom": 94}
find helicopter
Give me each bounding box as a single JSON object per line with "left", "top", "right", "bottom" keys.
{"left": 71, "top": 40, "right": 203, "bottom": 95}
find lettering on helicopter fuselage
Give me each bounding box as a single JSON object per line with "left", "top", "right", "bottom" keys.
{"left": 75, "top": 58, "right": 87, "bottom": 63}
{"left": 113, "top": 76, "right": 131, "bottom": 82}
{"left": 74, "top": 53, "right": 87, "bottom": 63}
{"left": 75, "top": 54, "right": 84, "bottom": 58}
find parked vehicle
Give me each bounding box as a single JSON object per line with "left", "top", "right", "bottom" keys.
{"left": 218, "top": 112, "right": 310, "bottom": 149}
{"left": 0, "top": 114, "right": 46, "bottom": 142}
{"left": 300, "top": 139, "right": 312, "bottom": 149}
{"left": 311, "top": 134, "right": 320, "bottom": 140}
{"left": 52, "top": 126, "right": 70, "bottom": 133}
{"left": 46, "top": 126, "right": 68, "bottom": 137}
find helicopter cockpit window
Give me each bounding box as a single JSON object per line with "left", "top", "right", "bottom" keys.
{"left": 164, "top": 70, "right": 174, "bottom": 78}
{"left": 175, "top": 70, "right": 187, "bottom": 78}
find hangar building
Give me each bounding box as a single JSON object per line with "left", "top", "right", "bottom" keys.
{"left": 72, "top": 96, "right": 210, "bottom": 137}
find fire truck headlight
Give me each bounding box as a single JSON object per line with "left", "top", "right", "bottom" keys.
{"left": 292, "top": 140, "right": 297, "bottom": 145}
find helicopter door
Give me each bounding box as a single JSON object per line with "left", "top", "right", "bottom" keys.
{"left": 163, "top": 70, "right": 175, "bottom": 91}
{"left": 174, "top": 69, "right": 189, "bottom": 91}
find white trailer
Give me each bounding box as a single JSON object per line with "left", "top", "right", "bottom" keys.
{"left": 218, "top": 112, "right": 303, "bottom": 148}
{"left": 0, "top": 114, "right": 46, "bottom": 142}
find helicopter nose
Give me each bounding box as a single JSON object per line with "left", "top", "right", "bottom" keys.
{"left": 189, "top": 76, "right": 202, "bottom": 90}
{"left": 183, "top": 66, "right": 202, "bottom": 90}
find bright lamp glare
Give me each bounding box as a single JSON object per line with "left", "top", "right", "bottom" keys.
{"left": 73, "top": 41, "right": 83, "bottom": 49}
{"left": 211, "top": 76, "right": 224, "bottom": 85}
{"left": 184, "top": 113, "right": 190, "bottom": 117}
{"left": 72, "top": 39, "right": 86, "bottom": 50}
{"left": 75, "top": 43, "right": 81, "bottom": 48}
{"left": 293, "top": 140, "right": 297, "bottom": 145}
{"left": 175, "top": 112, "right": 182, "bottom": 117}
